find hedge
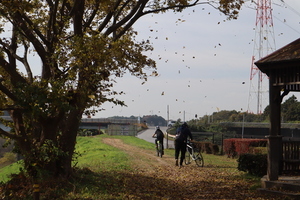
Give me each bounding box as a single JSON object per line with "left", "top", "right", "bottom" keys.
{"left": 223, "top": 138, "right": 267, "bottom": 158}
{"left": 237, "top": 153, "right": 267, "bottom": 177}
{"left": 193, "top": 141, "right": 219, "bottom": 155}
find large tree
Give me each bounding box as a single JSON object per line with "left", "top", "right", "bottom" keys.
{"left": 0, "top": 0, "right": 243, "bottom": 179}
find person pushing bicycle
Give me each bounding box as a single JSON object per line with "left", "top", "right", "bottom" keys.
{"left": 152, "top": 126, "right": 164, "bottom": 155}
{"left": 173, "top": 122, "right": 193, "bottom": 168}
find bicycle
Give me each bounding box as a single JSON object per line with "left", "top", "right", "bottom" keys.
{"left": 185, "top": 141, "right": 204, "bottom": 167}
{"left": 156, "top": 140, "right": 163, "bottom": 157}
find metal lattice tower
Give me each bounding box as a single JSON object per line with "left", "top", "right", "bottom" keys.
{"left": 247, "top": 0, "right": 276, "bottom": 114}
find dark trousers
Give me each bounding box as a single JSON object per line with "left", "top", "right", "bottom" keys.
{"left": 174, "top": 140, "right": 187, "bottom": 165}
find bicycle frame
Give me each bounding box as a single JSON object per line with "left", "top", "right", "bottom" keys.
{"left": 186, "top": 143, "right": 196, "bottom": 160}
{"left": 156, "top": 140, "right": 163, "bottom": 157}
{"left": 185, "top": 141, "right": 204, "bottom": 167}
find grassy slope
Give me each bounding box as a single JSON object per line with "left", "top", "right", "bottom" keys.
{"left": 0, "top": 134, "right": 262, "bottom": 199}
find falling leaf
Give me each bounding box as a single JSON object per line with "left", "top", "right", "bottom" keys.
{"left": 151, "top": 71, "right": 159, "bottom": 76}
{"left": 161, "top": 91, "right": 164, "bottom": 95}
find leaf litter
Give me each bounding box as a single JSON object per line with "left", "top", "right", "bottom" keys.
{"left": 102, "top": 138, "right": 281, "bottom": 200}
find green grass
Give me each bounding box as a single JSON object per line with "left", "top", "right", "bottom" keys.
{"left": 0, "top": 135, "right": 239, "bottom": 180}
{"left": 110, "top": 135, "right": 155, "bottom": 150}
{"left": 203, "top": 153, "right": 238, "bottom": 168}
{"left": 0, "top": 161, "right": 22, "bottom": 183}
{"left": 0, "top": 134, "right": 262, "bottom": 199}
{"left": 0, "top": 135, "right": 153, "bottom": 182}
{"left": 74, "top": 135, "right": 132, "bottom": 172}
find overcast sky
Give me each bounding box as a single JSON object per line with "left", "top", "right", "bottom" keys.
{"left": 94, "top": 0, "right": 300, "bottom": 121}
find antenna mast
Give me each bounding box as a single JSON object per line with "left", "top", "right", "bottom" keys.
{"left": 248, "top": 0, "right": 276, "bottom": 114}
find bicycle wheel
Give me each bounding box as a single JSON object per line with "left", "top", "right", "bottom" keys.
{"left": 194, "top": 152, "right": 204, "bottom": 167}
{"left": 158, "top": 142, "right": 163, "bottom": 158}
{"left": 185, "top": 148, "right": 191, "bottom": 165}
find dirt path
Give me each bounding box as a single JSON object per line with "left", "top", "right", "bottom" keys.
{"left": 102, "top": 138, "right": 280, "bottom": 200}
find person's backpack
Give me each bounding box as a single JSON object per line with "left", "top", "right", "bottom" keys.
{"left": 156, "top": 129, "right": 164, "bottom": 140}
{"left": 175, "top": 127, "right": 185, "bottom": 141}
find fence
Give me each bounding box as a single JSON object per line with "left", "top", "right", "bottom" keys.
{"left": 282, "top": 140, "right": 300, "bottom": 173}
{"left": 195, "top": 132, "right": 300, "bottom": 174}
{"left": 106, "top": 124, "right": 138, "bottom": 136}
{"left": 192, "top": 132, "right": 267, "bottom": 154}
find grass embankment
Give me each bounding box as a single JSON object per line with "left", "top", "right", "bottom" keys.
{"left": 0, "top": 135, "right": 277, "bottom": 199}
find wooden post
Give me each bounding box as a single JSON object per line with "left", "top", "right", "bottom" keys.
{"left": 267, "top": 72, "right": 282, "bottom": 181}
{"left": 33, "top": 183, "right": 40, "bottom": 200}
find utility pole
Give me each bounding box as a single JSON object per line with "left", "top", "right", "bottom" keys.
{"left": 166, "top": 105, "right": 169, "bottom": 149}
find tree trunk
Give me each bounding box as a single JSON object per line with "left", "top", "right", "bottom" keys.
{"left": 58, "top": 109, "right": 84, "bottom": 177}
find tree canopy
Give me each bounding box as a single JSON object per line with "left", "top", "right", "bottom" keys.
{"left": 0, "top": 0, "right": 245, "bottom": 179}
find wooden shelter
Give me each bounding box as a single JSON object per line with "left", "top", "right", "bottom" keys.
{"left": 255, "top": 38, "right": 300, "bottom": 181}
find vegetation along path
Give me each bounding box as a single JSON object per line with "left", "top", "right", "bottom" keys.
{"left": 102, "top": 137, "right": 280, "bottom": 200}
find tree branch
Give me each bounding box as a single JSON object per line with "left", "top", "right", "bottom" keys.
{"left": 0, "top": 82, "right": 18, "bottom": 102}
{"left": 143, "top": 0, "right": 202, "bottom": 15}
{"left": 84, "top": 0, "right": 101, "bottom": 31}
{"left": 11, "top": 12, "right": 51, "bottom": 79}
{"left": 104, "top": 0, "right": 143, "bottom": 36}
{"left": 114, "top": 0, "right": 148, "bottom": 40}
{"left": 97, "top": 0, "right": 122, "bottom": 33}
{"left": 0, "top": 57, "right": 27, "bottom": 86}
{"left": 0, "top": 127, "right": 19, "bottom": 141}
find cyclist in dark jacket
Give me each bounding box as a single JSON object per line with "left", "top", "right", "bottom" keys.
{"left": 174, "top": 122, "right": 193, "bottom": 167}
{"left": 152, "top": 126, "right": 165, "bottom": 154}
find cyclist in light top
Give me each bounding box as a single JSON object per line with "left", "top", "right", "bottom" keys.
{"left": 152, "top": 126, "right": 165, "bottom": 155}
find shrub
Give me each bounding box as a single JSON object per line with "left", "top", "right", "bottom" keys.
{"left": 194, "top": 142, "right": 219, "bottom": 155}
{"left": 237, "top": 153, "right": 267, "bottom": 177}
{"left": 223, "top": 138, "right": 267, "bottom": 158}
{"left": 249, "top": 147, "right": 267, "bottom": 154}
{"left": 223, "top": 138, "right": 237, "bottom": 158}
